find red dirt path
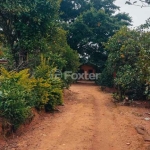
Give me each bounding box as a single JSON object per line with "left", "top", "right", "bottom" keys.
{"left": 0, "top": 81, "right": 150, "bottom": 150}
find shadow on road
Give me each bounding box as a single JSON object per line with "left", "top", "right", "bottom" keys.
{"left": 75, "top": 80, "right": 97, "bottom": 86}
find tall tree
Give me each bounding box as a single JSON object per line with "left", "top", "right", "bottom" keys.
{"left": 0, "top": 0, "right": 61, "bottom": 67}
{"left": 60, "top": 0, "right": 90, "bottom": 22}
{"left": 60, "top": 0, "right": 132, "bottom": 70}
{"left": 60, "top": 0, "right": 120, "bottom": 22}
{"left": 67, "top": 8, "right": 132, "bottom": 69}
{"left": 92, "top": 0, "right": 119, "bottom": 14}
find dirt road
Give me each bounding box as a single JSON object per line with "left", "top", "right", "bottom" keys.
{"left": 0, "top": 81, "right": 150, "bottom": 150}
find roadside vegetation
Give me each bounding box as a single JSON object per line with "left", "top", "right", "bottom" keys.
{"left": 0, "top": 0, "right": 149, "bottom": 136}
{"left": 98, "top": 27, "right": 150, "bottom": 101}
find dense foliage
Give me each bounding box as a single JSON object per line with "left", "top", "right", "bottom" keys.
{"left": 0, "top": 0, "right": 60, "bottom": 66}
{"left": 0, "top": 56, "right": 63, "bottom": 133}
{"left": 60, "top": 0, "right": 132, "bottom": 68}
{"left": 0, "top": 67, "right": 35, "bottom": 131}
{"left": 0, "top": 0, "right": 79, "bottom": 72}
{"left": 99, "top": 27, "right": 150, "bottom": 101}
{"left": 33, "top": 55, "right": 63, "bottom": 111}
{"left": 0, "top": 0, "right": 80, "bottom": 135}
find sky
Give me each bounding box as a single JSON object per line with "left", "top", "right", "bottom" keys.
{"left": 115, "top": 0, "right": 150, "bottom": 27}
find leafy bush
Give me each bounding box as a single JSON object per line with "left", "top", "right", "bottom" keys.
{"left": 33, "top": 55, "right": 63, "bottom": 111}
{"left": 0, "top": 55, "right": 65, "bottom": 134}
{"left": 45, "top": 88, "right": 63, "bottom": 111}
{"left": 0, "top": 67, "right": 35, "bottom": 131}
{"left": 114, "top": 65, "right": 145, "bottom": 100}
{"left": 137, "top": 32, "right": 150, "bottom": 100}
{"left": 96, "top": 65, "right": 114, "bottom": 88}
{"left": 61, "top": 73, "right": 76, "bottom": 89}
{"left": 102, "top": 27, "right": 150, "bottom": 101}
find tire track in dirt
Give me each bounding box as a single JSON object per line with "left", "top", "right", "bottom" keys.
{"left": 0, "top": 81, "right": 146, "bottom": 150}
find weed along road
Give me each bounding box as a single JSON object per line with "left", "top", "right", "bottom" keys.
{"left": 1, "top": 81, "right": 148, "bottom": 150}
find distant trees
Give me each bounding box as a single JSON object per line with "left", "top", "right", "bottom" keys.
{"left": 60, "top": 0, "right": 132, "bottom": 69}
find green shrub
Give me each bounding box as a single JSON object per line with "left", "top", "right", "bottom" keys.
{"left": 0, "top": 55, "right": 64, "bottom": 133}
{"left": 45, "top": 88, "right": 63, "bottom": 111}
{"left": 103, "top": 27, "right": 150, "bottom": 101}
{"left": 0, "top": 67, "right": 35, "bottom": 131}
{"left": 33, "top": 55, "right": 63, "bottom": 111}
{"left": 96, "top": 67, "right": 114, "bottom": 88}
{"left": 62, "top": 73, "right": 76, "bottom": 89}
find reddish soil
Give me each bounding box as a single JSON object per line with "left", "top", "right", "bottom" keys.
{"left": 0, "top": 81, "right": 150, "bottom": 150}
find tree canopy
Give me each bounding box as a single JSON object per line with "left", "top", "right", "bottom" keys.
{"left": 60, "top": 0, "right": 120, "bottom": 22}
{"left": 0, "top": 0, "right": 133, "bottom": 70}
{"left": 62, "top": 1, "right": 132, "bottom": 69}
{"left": 0, "top": 0, "right": 80, "bottom": 72}
{"left": 0, "top": 0, "right": 61, "bottom": 66}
